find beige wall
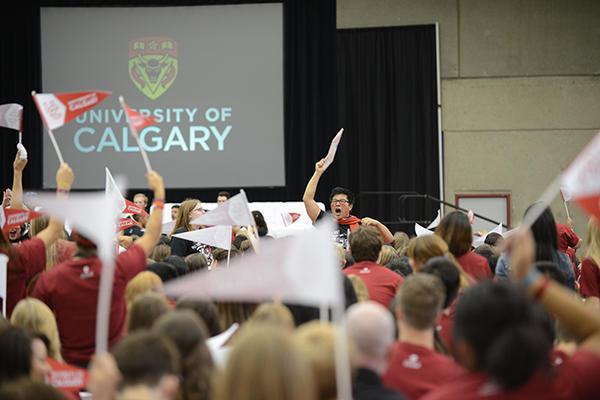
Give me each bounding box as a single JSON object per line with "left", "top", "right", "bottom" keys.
{"left": 338, "top": 0, "right": 600, "bottom": 242}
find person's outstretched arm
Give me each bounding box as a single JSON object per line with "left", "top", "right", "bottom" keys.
{"left": 509, "top": 228, "right": 600, "bottom": 357}
{"left": 302, "top": 158, "right": 326, "bottom": 222}
{"left": 135, "top": 171, "right": 165, "bottom": 257}
{"left": 36, "top": 163, "right": 74, "bottom": 247}
{"left": 361, "top": 217, "right": 394, "bottom": 244}
{"left": 10, "top": 150, "right": 28, "bottom": 210}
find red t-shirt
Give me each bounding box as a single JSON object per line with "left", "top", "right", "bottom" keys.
{"left": 343, "top": 260, "right": 403, "bottom": 308}
{"left": 383, "top": 341, "right": 465, "bottom": 399}
{"left": 422, "top": 350, "right": 600, "bottom": 400}
{"left": 2, "top": 237, "right": 46, "bottom": 318}
{"left": 456, "top": 252, "right": 491, "bottom": 282}
{"left": 33, "top": 244, "right": 147, "bottom": 365}
{"left": 579, "top": 258, "right": 600, "bottom": 298}
{"left": 436, "top": 300, "right": 458, "bottom": 353}
{"left": 555, "top": 223, "right": 579, "bottom": 253}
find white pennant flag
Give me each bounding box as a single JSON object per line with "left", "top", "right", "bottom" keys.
{"left": 190, "top": 190, "right": 254, "bottom": 227}
{"left": 164, "top": 221, "right": 343, "bottom": 307}
{"left": 472, "top": 223, "right": 503, "bottom": 248}
{"left": 105, "top": 167, "right": 127, "bottom": 217}
{"left": 323, "top": 128, "right": 344, "bottom": 170}
{"left": 0, "top": 103, "right": 23, "bottom": 131}
{"left": 161, "top": 220, "right": 176, "bottom": 235}
{"left": 426, "top": 210, "right": 441, "bottom": 229}
{"left": 172, "top": 226, "right": 232, "bottom": 250}
{"left": 415, "top": 223, "right": 434, "bottom": 237}
{"left": 0, "top": 254, "right": 7, "bottom": 317}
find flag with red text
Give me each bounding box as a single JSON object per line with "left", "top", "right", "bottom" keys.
{"left": 32, "top": 91, "right": 110, "bottom": 130}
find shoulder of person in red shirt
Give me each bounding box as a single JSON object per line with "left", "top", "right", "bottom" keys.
{"left": 555, "top": 222, "right": 579, "bottom": 252}
{"left": 343, "top": 260, "right": 403, "bottom": 308}
{"left": 456, "top": 251, "right": 491, "bottom": 281}
{"left": 579, "top": 257, "right": 600, "bottom": 298}
{"left": 114, "top": 243, "right": 148, "bottom": 281}
{"left": 422, "top": 350, "right": 600, "bottom": 400}
{"left": 383, "top": 341, "right": 464, "bottom": 399}
{"left": 4, "top": 237, "right": 47, "bottom": 317}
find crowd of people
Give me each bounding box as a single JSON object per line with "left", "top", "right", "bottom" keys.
{"left": 1, "top": 151, "right": 600, "bottom": 400}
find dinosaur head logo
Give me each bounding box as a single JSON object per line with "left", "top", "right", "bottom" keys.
{"left": 129, "top": 37, "right": 178, "bottom": 100}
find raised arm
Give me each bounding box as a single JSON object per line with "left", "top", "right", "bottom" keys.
{"left": 509, "top": 228, "right": 600, "bottom": 357}
{"left": 302, "top": 158, "right": 326, "bottom": 222}
{"left": 36, "top": 163, "right": 74, "bottom": 247}
{"left": 361, "top": 217, "right": 394, "bottom": 244}
{"left": 135, "top": 171, "right": 165, "bottom": 257}
{"left": 10, "top": 150, "right": 28, "bottom": 210}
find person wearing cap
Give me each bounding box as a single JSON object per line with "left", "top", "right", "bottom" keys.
{"left": 33, "top": 171, "right": 166, "bottom": 366}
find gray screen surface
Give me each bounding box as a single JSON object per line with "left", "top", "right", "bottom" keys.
{"left": 41, "top": 5, "right": 284, "bottom": 189}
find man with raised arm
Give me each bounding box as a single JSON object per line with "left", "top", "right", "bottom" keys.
{"left": 303, "top": 158, "right": 393, "bottom": 249}
{"left": 33, "top": 171, "right": 166, "bottom": 366}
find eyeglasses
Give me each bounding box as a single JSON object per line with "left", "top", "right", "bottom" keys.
{"left": 331, "top": 199, "right": 349, "bottom": 205}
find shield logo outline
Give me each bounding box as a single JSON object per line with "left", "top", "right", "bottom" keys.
{"left": 129, "top": 37, "right": 178, "bottom": 100}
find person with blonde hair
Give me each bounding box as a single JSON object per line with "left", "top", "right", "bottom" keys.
{"left": 246, "top": 303, "right": 295, "bottom": 330}
{"left": 294, "top": 321, "right": 353, "bottom": 400}
{"left": 10, "top": 298, "right": 63, "bottom": 362}
{"left": 347, "top": 275, "right": 370, "bottom": 302}
{"left": 377, "top": 245, "right": 398, "bottom": 266}
{"left": 392, "top": 231, "right": 410, "bottom": 253}
{"left": 406, "top": 235, "right": 449, "bottom": 272}
{"left": 125, "top": 271, "right": 164, "bottom": 311}
{"left": 127, "top": 292, "right": 172, "bottom": 333}
{"left": 213, "top": 325, "right": 317, "bottom": 400}
{"left": 169, "top": 199, "right": 212, "bottom": 265}
{"left": 580, "top": 218, "right": 600, "bottom": 310}
{"left": 29, "top": 216, "right": 75, "bottom": 272}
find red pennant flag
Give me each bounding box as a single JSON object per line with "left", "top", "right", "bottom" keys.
{"left": 116, "top": 217, "right": 137, "bottom": 233}
{"left": 124, "top": 199, "right": 148, "bottom": 215}
{"left": 0, "top": 103, "right": 23, "bottom": 131}
{"left": 46, "top": 357, "right": 88, "bottom": 394}
{"left": 123, "top": 103, "right": 155, "bottom": 132}
{"left": 32, "top": 91, "right": 111, "bottom": 131}
{"left": 562, "top": 131, "right": 600, "bottom": 222}
{"left": 281, "top": 212, "right": 301, "bottom": 227}
{"left": 1, "top": 207, "right": 44, "bottom": 233}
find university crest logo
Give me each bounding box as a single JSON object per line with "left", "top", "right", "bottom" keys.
{"left": 129, "top": 37, "right": 178, "bottom": 100}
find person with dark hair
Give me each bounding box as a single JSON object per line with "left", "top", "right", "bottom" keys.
{"left": 386, "top": 256, "right": 413, "bottom": 277}
{"left": 33, "top": 171, "right": 165, "bottom": 366}
{"left": 170, "top": 204, "right": 180, "bottom": 221}
{"left": 384, "top": 275, "right": 464, "bottom": 399}
{"left": 496, "top": 204, "right": 575, "bottom": 290}
{"left": 342, "top": 226, "right": 403, "bottom": 308}
{"left": 163, "top": 255, "right": 188, "bottom": 276}
{"left": 0, "top": 378, "right": 66, "bottom": 400}
{"left": 153, "top": 310, "right": 214, "bottom": 400}
{"left": 2, "top": 154, "right": 73, "bottom": 318}
{"left": 127, "top": 292, "right": 172, "bottom": 333}
{"left": 176, "top": 298, "right": 223, "bottom": 337}
{"left": 0, "top": 326, "right": 33, "bottom": 385}
{"left": 536, "top": 261, "right": 567, "bottom": 286}
{"left": 435, "top": 211, "right": 491, "bottom": 281}
{"left": 303, "top": 158, "right": 393, "bottom": 249}
{"left": 474, "top": 244, "right": 499, "bottom": 276}
{"left": 111, "top": 331, "right": 180, "bottom": 400}
{"left": 484, "top": 232, "right": 504, "bottom": 250}
{"left": 147, "top": 261, "right": 179, "bottom": 282}
{"left": 216, "top": 191, "right": 230, "bottom": 205}
{"left": 423, "top": 228, "right": 600, "bottom": 400}
{"left": 420, "top": 256, "right": 462, "bottom": 353}
{"left": 251, "top": 210, "right": 270, "bottom": 237}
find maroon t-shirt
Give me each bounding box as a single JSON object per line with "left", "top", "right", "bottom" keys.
{"left": 456, "top": 252, "right": 491, "bottom": 281}
{"left": 33, "top": 244, "right": 147, "bottom": 365}
{"left": 343, "top": 260, "right": 403, "bottom": 308}
{"left": 383, "top": 341, "right": 465, "bottom": 399}
{"left": 3, "top": 237, "right": 46, "bottom": 318}
{"left": 579, "top": 258, "right": 600, "bottom": 298}
{"left": 422, "top": 350, "right": 600, "bottom": 400}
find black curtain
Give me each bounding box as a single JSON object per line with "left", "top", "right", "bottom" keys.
{"left": 336, "top": 25, "right": 439, "bottom": 232}
{"left": 0, "top": 0, "right": 337, "bottom": 205}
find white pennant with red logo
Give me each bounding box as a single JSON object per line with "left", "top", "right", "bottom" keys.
{"left": 32, "top": 91, "right": 111, "bottom": 164}
{"left": 116, "top": 218, "right": 138, "bottom": 233}
{"left": 281, "top": 212, "right": 301, "bottom": 227}
{"left": 0, "top": 103, "right": 23, "bottom": 132}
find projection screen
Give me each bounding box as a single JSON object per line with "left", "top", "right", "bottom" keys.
{"left": 41, "top": 4, "right": 284, "bottom": 189}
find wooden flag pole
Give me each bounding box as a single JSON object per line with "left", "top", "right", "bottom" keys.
{"left": 119, "top": 96, "right": 152, "bottom": 174}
